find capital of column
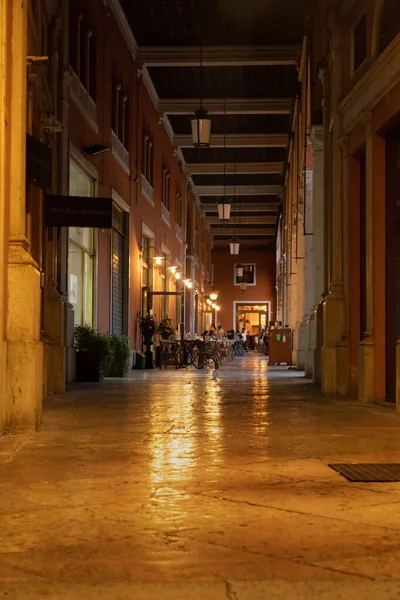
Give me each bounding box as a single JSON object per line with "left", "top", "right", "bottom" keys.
{"left": 309, "top": 126, "right": 324, "bottom": 154}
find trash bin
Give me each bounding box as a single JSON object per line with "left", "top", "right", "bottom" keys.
{"left": 133, "top": 352, "right": 145, "bottom": 369}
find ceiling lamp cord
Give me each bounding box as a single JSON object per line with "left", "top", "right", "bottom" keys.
{"left": 223, "top": 96, "right": 226, "bottom": 204}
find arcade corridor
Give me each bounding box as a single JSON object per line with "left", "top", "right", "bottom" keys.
{"left": 1, "top": 357, "right": 400, "bottom": 598}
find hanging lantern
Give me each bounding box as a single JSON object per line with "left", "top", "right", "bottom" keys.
{"left": 209, "top": 289, "right": 219, "bottom": 301}
{"left": 230, "top": 238, "right": 240, "bottom": 255}
{"left": 191, "top": 108, "right": 212, "bottom": 148}
{"left": 217, "top": 198, "right": 231, "bottom": 222}
{"left": 236, "top": 263, "right": 244, "bottom": 279}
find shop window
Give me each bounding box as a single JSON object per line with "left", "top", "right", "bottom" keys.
{"left": 112, "top": 80, "right": 129, "bottom": 150}
{"left": 235, "top": 263, "right": 256, "bottom": 285}
{"left": 161, "top": 167, "right": 170, "bottom": 210}
{"left": 142, "top": 131, "right": 154, "bottom": 186}
{"left": 69, "top": 6, "right": 96, "bottom": 100}
{"left": 353, "top": 14, "right": 367, "bottom": 72}
{"left": 68, "top": 161, "right": 95, "bottom": 327}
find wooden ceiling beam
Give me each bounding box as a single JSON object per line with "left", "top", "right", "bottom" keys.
{"left": 140, "top": 45, "right": 301, "bottom": 67}
{"left": 211, "top": 227, "right": 275, "bottom": 236}
{"left": 186, "top": 162, "right": 283, "bottom": 175}
{"left": 159, "top": 98, "right": 292, "bottom": 115}
{"left": 196, "top": 184, "right": 282, "bottom": 196}
{"left": 175, "top": 133, "right": 288, "bottom": 148}
{"left": 203, "top": 202, "right": 280, "bottom": 212}
{"left": 208, "top": 215, "right": 277, "bottom": 225}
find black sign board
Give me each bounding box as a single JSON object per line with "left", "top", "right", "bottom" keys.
{"left": 45, "top": 195, "right": 113, "bottom": 228}
{"left": 26, "top": 134, "right": 52, "bottom": 189}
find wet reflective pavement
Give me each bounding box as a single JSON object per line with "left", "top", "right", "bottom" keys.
{"left": 1, "top": 356, "right": 400, "bottom": 598}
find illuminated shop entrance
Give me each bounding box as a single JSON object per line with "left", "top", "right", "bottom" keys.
{"left": 235, "top": 303, "right": 269, "bottom": 334}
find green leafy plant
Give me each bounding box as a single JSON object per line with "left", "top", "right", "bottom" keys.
{"left": 73, "top": 324, "right": 114, "bottom": 379}
{"left": 137, "top": 313, "right": 158, "bottom": 340}
{"left": 108, "top": 334, "right": 131, "bottom": 377}
{"left": 156, "top": 315, "right": 175, "bottom": 340}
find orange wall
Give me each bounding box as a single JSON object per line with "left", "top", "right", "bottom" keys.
{"left": 67, "top": 0, "right": 213, "bottom": 345}
{"left": 212, "top": 248, "right": 276, "bottom": 330}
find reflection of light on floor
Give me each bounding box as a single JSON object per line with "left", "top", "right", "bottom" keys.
{"left": 148, "top": 384, "right": 197, "bottom": 486}
{"left": 252, "top": 374, "right": 270, "bottom": 436}
{"left": 203, "top": 377, "right": 222, "bottom": 462}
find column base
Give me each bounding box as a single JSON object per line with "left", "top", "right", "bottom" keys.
{"left": 6, "top": 340, "right": 44, "bottom": 429}
{"left": 0, "top": 341, "right": 7, "bottom": 430}
{"left": 321, "top": 344, "right": 337, "bottom": 395}
{"left": 396, "top": 341, "right": 400, "bottom": 413}
{"left": 44, "top": 288, "right": 69, "bottom": 393}
{"left": 336, "top": 339, "right": 350, "bottom": 396}
{"left": 321, "top": 292, "right": 350, "bottom": 396}
{"left": 295, "top": 320, "right": 307, "bottom": 371}
{"left": 314, "top": 303, "right": 324, "bottom": 384}
{"left": 305, "top": 314, "right": 315, "bottom": 378}
{"left": 358, "top": 338, "right": 375, "bottom": 403}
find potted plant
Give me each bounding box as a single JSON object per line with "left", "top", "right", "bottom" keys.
{"left": 74, "top": 324, "right": 114, "bottom": 382}
{"left": 108, "top": 334, "right": 131, "bottom": 377}
{"left": 137, "top": 313, "right": 158, "bottom": 369}
{"left": 156, "top": 315, "right": 175, "bottom": 340}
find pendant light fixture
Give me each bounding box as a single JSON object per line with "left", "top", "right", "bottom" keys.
{"left": 218, "top": 99, "right": 231, "bottom": 222}
{"left": 191, "top": 19, "right": 211, "bottom": 148}
{"left": 230, "top": 239, "right": 240, "bottom": 255}
{"left": 230, "top": 160, "right": 239, "bottom": 254}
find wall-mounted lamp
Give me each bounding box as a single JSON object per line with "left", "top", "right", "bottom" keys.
{"left": 153, "top": 255, "right": 165, "bottom": 266}
{"left": 84, "top": 143, "right": 109, "bottom": 157}
{"left": 168, "top": 265, "right": 178, "bottom": 274}
{"left": 209, "top": 289, "right": 219, "bottom": 301}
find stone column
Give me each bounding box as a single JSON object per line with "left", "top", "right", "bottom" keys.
{"left": 300, "top": 168, "right": 314, "bottom": 376}
{"left": 321, "top": 107, "right": 348, "bottom": 395}
{"left": 308, "top": 126, "right": 324, "bottom": 382}
{"left": 5, "top": 0, "right": 44, "bottom": 428}
{"left": 0, "top": 0, "right": 7, "bottom": 429}
{"left": 358, "top": 115, "right": 376, "bottom": 403}
{"left": 335, "top": 134, "right": 350, "bottom": 396}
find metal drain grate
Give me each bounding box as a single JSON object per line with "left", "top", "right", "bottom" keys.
{"left": 329, "top": 463, "right": 400, "bottom": 482}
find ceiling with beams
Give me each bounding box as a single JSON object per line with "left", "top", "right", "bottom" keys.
{"left": 121, "top": 0, "right": 310, "bottom": 249}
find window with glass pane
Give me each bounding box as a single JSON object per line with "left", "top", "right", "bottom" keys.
{"left": 235, "top": 263, "right": 256, "bottom": 285}
{"left": 68, "top": 161, "right": 95, "bottom": 326}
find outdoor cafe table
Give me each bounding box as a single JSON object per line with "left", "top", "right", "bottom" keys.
{"left": 177, "top": 339, "right": 219, "bottom": 370}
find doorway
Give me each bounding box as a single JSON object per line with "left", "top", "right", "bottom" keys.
{"left": 235, "top": 302, "right": 269, "bottom": 334}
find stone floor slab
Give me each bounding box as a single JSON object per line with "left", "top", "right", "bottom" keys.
{"left": 1, "top": 358, "right": 400, "bottom": 597}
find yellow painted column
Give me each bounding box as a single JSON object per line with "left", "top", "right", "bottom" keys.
{"left": 0, "top": 0, "right": 8, "bottom": 429}
{"left": 4, "top": 0, "right": 43, "bottom": 429}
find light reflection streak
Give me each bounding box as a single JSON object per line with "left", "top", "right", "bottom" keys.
{"left": 203, "top": 377, "right": 222, "bottom": 463}
{"left": 148, "top": 384, "right": 197, "bottom": 486}
{"left": 252, "top": 373, "right": 270, "bottom": 437}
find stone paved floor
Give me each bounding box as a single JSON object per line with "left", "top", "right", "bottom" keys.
{"left": 1, "top": 356, "right": 400, "bottom": 599}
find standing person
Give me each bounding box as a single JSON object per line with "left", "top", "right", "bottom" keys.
{"left": 241, "top": 327, "right": 248, "bottom": 352}
{"left": 217, "top": 324, "right": 224, "bottom": 338}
